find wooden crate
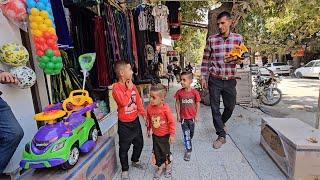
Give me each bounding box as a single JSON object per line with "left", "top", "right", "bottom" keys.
{"left": 260, "top": 118, "right": 320, "bottom": 179}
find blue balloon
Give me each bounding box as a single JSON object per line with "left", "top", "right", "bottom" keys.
{"left": 40, "top": 0, "right": 48, "bottom": 4}
{"left": 26, "top": 0, "right": 36, "bottom": 8}
{"left": 36, "top": 2, "right": 46, "bottom": 10}
{"left": 49, "top": 15, "right": 55, "bottom": 21}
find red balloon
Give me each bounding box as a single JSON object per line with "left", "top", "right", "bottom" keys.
{"left": 51, "top": 35, "right": 58, "bottom": 41}
{"left": 39, "top": 37, "right": 46, "bottom": 43}
{"left": 43, "top": 32, "right": 51, "bottom": 39}
{"left": 51, "top": 45, "right": 58, "bottom": 51}
{"left": 53, "top": 50, "right": 60, "bottom": 56}
{"left": 35, "top": 43, "right": 42, "bottom": 50}
{"left": 37, "top": 50, "right": 44, "bottom": 56}
{"left": 33, "top": 37, "right": 40, "bottom": 43}
{"left": 47, "top": 39, "right": 55, "bottom": 47}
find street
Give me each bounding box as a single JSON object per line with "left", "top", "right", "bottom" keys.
{"left": 260, "top": 77, "right": 319, "bottom": 127}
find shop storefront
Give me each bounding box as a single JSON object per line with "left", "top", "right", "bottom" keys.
{"left": 0, "top": 0, "right": 182, "bottom": 178}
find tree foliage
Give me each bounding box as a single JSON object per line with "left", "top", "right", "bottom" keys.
{"left": 236, "top": 0, "right": 320, "bottom": 55}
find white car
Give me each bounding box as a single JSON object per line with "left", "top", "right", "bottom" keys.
{"left": 294, "top": 59, "right": 320, "bottom": 79}
{"left": 263, "top": 62, "right": 292, "bottom": 76}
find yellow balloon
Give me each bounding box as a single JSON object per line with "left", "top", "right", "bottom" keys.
{"left": 31, "top": 30, "right": 36, "bottom": 36}
{"left": 40, "top": 11, "right": 49, "bottom": 19}
{"left": 34, "top": 30, "right": 42, "bottom": 37}
{"left": 34, "top": 16, "right": 43, "bottom": 23}
{"left": 30, "top": 22, "right": 39, "bottom": 30}
{"left": 38, "top": 24, "right": 47, "bottom": 32}
{"left": 47, "top": 27, "right": 56, "bottom": 34}
{"left": 29, "top": 15, "right": 35, "bottom": 22}
{"left": 44, "top": 19, "right": 53, "bottom": 27}
{"left": 30, "top": 8, "right": 40, "bottom": 16}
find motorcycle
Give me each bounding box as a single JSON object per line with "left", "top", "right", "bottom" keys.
{"left": 253, "top": 67, "right": 282, "bottom": 106}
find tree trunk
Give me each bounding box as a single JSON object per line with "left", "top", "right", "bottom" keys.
{"left": 207, "top": 3, "right": 233, "bottom": 37}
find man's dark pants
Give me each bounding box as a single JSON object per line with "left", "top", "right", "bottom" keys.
{"left": 0, "top": 97, "right": 24, "bottom": 173}
{"left": 208, "top": 76, "right": 237, "bottom": 138}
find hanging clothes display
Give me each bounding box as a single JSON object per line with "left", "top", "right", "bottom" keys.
{"left": 152, "top": 4, "right": 169, "bottom": 33}
{"left": 105, "top": 4, "right": 121, "bottom": 62}
{"left": 166, "top": 1, "right": 180, "bottom": 25}
{"left": 128, "top": 10, "right": 138, "bottom": 70}
{"left": 166, "top": 2, "right": 181, "bottom": 40}
{"left": 94, "top": 16, "right": 110, "bottom": 87}
{"left": 136, "top": 3, "right": 154, "bottom": 31}
{"left": 50, "top": 0, "right": 73, "bottom": 49}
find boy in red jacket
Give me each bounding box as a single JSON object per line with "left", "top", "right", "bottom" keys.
{"left": 175, "top": 71, "right": 200, "bottom": 161}
{"left": 112, "top": 60, "right": 147, "bottom": 180}
{"left": 147, "top": 84, "right": 176, "bottom": 180}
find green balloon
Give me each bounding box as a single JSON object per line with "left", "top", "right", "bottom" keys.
{"left": 36, "top": 56, "right": 42, "bottom": 62}
{"left": 45, "top": 49, "right": 54, "bottom": 58}
{"left": 47, "top": 62, "right": 55, "bottom": 70}
{"left": 54, "top": 63, "right": 63, "bottom": 70}
{"left": 56, "top": 57, "right": 62, "bottom": 63}
{"left": 44, "top": 68, "right": 53, "bottom": 75}
{"left": 39, "top": 62, "right": 46, "bottom": 69}
{"left": 51, "top": 56, "right": 59, "bottom": 63}
{"left": 41, "top": 56, "right": 50, "bottom": 64}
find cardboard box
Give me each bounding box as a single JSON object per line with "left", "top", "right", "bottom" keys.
{"left": 260, "top": 118, "right": 320, "bottom": 180}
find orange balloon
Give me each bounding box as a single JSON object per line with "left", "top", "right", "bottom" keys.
{"left": 38, "top": 24, "right": 47, "bottom": 32}
{"left": 33, "top": 30, "right": 42, "bottom": 37}
{"left": 34, "top": 16, "right": 43, "bottom": 23}
{"left": 30, "top": 22, "right": 39, "bottom": 30}
{"left": 44, "top": 19, "right": 53, "bottom": 27}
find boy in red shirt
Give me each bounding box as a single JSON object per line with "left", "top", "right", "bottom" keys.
{"left": 146, "top": 84, "right": 176, "bottom": 180}
{"left": 174, "top": 71, "right": 200, "bottom": 161}
{"left": 112, "top": 60, "right": 147, "bottom": 180}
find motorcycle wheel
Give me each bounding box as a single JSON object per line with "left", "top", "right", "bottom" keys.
{"left": 260, "top": 87, "right": 282, "bottom": 106}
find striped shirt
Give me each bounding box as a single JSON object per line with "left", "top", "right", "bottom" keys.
{"left": 201, "top": 33, "right": 244, "bottom": 79}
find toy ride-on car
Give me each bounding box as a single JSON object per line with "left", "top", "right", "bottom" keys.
{"left": 20, "top": 90, "right": 99, "bottom": 170}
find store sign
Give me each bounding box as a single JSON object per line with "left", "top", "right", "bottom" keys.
{"left": 167, "top": 51, "right": 178, "bottom": 56}
{"left": 294, "top": 47, "right": 305, "bottom": 57}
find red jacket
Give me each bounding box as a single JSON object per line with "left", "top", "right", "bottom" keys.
{"left": 112, "top": 82, "right": 146, "bottom": 122}
{"left": 147, "top": 103, "right": 176, "bottom": 137}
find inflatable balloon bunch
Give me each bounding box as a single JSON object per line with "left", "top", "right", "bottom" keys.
{"left": 0, "top": 43, "right": 37, "bottom": 89}
{"left": 0, "top": 0, "right": 28, "bottom": 30}
{"left": 26, "top": 0, "right": 63, "bottom": 75}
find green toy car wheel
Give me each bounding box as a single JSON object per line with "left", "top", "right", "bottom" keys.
{"left": 61, "top": 144, "right": 79, "bottom": 169}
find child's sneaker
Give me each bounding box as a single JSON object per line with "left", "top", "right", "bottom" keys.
{"left": 121, "top": 171, "right": 130, "bottom": 180}
{"left": 132, "top": 161, "right": 146, "bottom": 170}
{"left": 153, "top": 164, "right": 164, "bottom": 180}
{"left": 164, "top": 163, "right": 172, "bottom": 178}
{"left": 183, "top": 151, "right": 191, "bottom": 161}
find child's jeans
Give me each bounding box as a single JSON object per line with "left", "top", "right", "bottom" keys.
{"left": 152, "top": 134, "right": 171, "bottom": 167}
{"left": 181, "top": 119, "right": 195, "bottom": 152}
{"left": 118, "top": 117, "right": 143, "bottom": 171}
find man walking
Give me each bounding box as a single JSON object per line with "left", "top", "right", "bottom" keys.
{"left": 200, "top": 11, "right": 243, "bottom": 149}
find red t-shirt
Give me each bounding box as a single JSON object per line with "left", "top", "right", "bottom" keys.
{"left": 174, "top": 88, "right": 201, "bottom": 119}
{"left": 112, "top": 82, "right": 146, "bottom": 122}
{"left": 147, "top": 103, "right": 176, "bottom": 137}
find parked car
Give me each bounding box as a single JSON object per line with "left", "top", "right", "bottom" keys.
{"left": 260, "top": 62, "right": 292, "bottom": 76}
{"left": 294, "top": 59, "right": 320, "bottom": 79}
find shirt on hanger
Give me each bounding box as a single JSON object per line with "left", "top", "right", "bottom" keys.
{"left": 152, "top": 4, "right": 169, "bottom": 33}
{"left": 136, "top": 4, "right": 154, "bottom": 31}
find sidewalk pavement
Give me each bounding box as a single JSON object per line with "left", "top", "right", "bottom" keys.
{"left": 113, "top": 82, "right": 285, "bottom": 180}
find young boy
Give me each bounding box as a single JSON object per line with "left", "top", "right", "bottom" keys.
{"left": 174, "top": 71, "right": 200, "bottom": 161}
{"left": 146, "top": 84, "right": 176, "bottom": 180}
{"left": 112, "top": 60, "right": 147, "bottom": 180}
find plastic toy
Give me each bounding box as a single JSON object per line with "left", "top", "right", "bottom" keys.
{"left": 9, "top": 66, "right": 36, "bottom": 89}
{"left": 0, "top": 43, "right": 29, "bottom": 66}
{"left": 224, "top": 44, "right": 250, "bottom": 63}
{"left": 20, "top": 90, "right": 99, "bottom": 169}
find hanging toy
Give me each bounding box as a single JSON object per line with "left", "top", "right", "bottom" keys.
{"left": 26, "top": 0, "right": 62, "bottom": 75}
{"left": 9, "top": 66, "right": 37, "bottom": 89}
{"left": 0, "top": 0, "right": 27, "bottom": 22}
{"left": 78, "top": 53, "right": 96, "bottom": 90}
{"left": 0, "top": 43, "right": 29, "bottom": 66}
